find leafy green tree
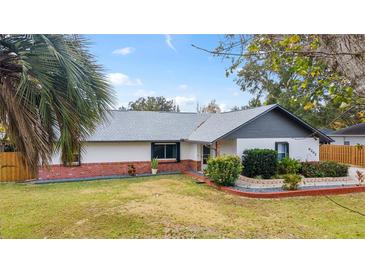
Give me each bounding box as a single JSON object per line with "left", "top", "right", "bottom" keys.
{"left": 195, "top": 35, "right": 365, "bottom": 129}
{"left": 231, "top": 97, "right": 262, "bottom": 111}
{"left": 128, "top": 96, "right": 179, "bottom": 112}
{"left": 0, "top": 35, "right": 114, "bottom": 172}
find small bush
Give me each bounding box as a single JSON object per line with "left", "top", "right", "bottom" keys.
{"left": 282, "top": 174, "right": 302, "bottom": 190}
{"left": 242, "top": 149, "right": 277, "bottom": 179}
{"left": 205, "top": 155, "right": 243, "bottom": 186}
{"left": 300, "top": 162, "right": 324, "bottom": 177}
{"left": 278, "top": 157, "right": 302, "bottom": 174}
{"left": 151, "top": 158, "right": 159, "bottom": 169}
{"left": 300, "top": 161, "right": 348, "bottom": 178}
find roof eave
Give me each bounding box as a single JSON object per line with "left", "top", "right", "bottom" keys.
{"left": 183, "top": 139, "right": 212, "bottom": 144}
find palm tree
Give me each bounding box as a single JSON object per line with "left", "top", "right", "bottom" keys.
{"left": 0, "top": 35, "right": 115, "bottom": 173}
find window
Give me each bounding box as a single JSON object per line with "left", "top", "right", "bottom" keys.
{"left": 151, "top": 143, "right": 180, "bottom": 161}
{"left": 344, "top": 141, "right": 350, "bottom": 145}
{"left": 275, "top": 142, "right": 289, "bottom": 160}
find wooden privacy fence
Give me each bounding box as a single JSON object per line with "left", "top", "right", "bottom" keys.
{"left": 0, "top": 152, "right": 35, "bottom": 182}
{"left": 320, "top": 144, "right": 365, "bottom": 167}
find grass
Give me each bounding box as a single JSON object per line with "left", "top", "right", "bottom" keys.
{"left": 0, "top": 174, "right": 365, "bottom": 238}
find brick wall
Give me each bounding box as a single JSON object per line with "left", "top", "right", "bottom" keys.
{"left": 38, "top": 160, "right": 201, "bottom": 180}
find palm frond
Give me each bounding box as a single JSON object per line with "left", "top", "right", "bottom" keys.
{"left": 0, "top": 34, "right": 115, "bottom": 172}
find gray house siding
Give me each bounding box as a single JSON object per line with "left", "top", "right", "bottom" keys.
{"left": 223, "top": 108, "right": 313, "bottom": 139}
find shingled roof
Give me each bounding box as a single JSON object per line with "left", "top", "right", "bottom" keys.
{"left": 87, "top": 111, "right": 212, "bottom": 141}
{"left": 329, "top": 123, "right": 365, "bottom": 136}
{"left": 86, "top": 104, "right": 332, "bottom": 143}
{"left": 187, "top": 105, "right": 275, "bottom": 142}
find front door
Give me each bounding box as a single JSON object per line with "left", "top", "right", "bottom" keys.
{"left": 202, "top": 145, "right": 211, "bottom": 170}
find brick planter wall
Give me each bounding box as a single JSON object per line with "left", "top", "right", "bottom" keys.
{"left": 237, "top": 175, "right": 355, "bottom": 189}
{"left": 239, "top": 175, "right": 353, "bottom": 184}
{"left": 38, "top": 160, "right": 201, "bottom": 180}
{"left": 184, "top": 171, "right": 365, "bottom": 199}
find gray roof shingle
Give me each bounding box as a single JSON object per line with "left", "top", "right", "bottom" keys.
{"left": 330, "top": 123, "right": 365, "bottom": 136}
{"left": 86, "top": 104, "right": 331, "bottom": 143}
{"left": 87, "top": 111, "right": 211, "bottom": 141}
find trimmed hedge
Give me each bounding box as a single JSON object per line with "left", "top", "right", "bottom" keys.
{"left": 205, "top": 155, "right": 243, "bottom": 186}
{"left": 242, "top": 149, "right": 277, "bottom": 179}
{"left": 278, "top": 157, "right": 302, "bottom": 174}
{"left": 300, "top": 161, "right": 348, "bottom": 178}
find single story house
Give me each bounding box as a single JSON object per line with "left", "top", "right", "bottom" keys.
{"left": 324, "top": 123, "right": 365, "bottom": 146}
{"left": 38, "top": 104, "right": 332, "bottom": 180}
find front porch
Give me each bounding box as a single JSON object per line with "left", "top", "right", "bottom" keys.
{"left": 196, "top": 139, "right": 238, "bottom": 172}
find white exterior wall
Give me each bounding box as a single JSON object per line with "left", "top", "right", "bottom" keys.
{"left": 50, "top": 141, "right": 199, "bottom": 165}
{"left": 50, "top": 150, "right": 62, "bottom": 165}
{"left": 82, "top": 142, "right": 151, "bottom": 163}
{"left": 331, "top": 136, "right": 365, "bottom": 146}
{"left": 236, "top": 137, "right": 319, "bottom": 161}
{"left": 219, "top": 139, "right": 237, "bottom": 155}
{"left": 180, "top": 142, "right": 198, "bottom": 161}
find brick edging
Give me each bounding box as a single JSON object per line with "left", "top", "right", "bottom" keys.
{"left": 183, "top": 171, "right": 365, "bottom": 199}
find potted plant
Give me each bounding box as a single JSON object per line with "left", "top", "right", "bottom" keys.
{"left": 151, "top": 158, "right": 158, "bottom": 175}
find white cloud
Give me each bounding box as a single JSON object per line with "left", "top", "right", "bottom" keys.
{"left": 232, "top": 91, "right": 239, "bottom": 96}
{"left": 112, "top": 47, "right": 135, "bottom": 55}
{"left": 133, "top": 89, "right": 156, "bottom": 97}
{"left": 178, "top": 84, "right": 188, "bottom": 90}
{"left": 173, "top": 96, "right": 197, "bottom": 112}
{"left": 219, "top": 103, "right": 228, "bottom": 112}
{"left": 165, "top": 34, "right": 176, "bottom": 51}
{"left": 107, "top": 73, "right": 142, "bottom": 86}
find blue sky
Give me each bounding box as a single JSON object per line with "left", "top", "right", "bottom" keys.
{"left": 87, "top": 34, "right": 252, "bottom": 112}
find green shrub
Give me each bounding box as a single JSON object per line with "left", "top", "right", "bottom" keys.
{"left": 278, "top": 157, "right": 302, "bottom": 174}
{"left": 282, "top": 174, "right": 302, "bottom": 190}
{"left": 151, "top": 158, "right": 159, "bottom": 169}
{"left": 300, "top": 161, "right": 348, "bottom": 177}
{"left": 241, "top": 149, "right": 277, "bottom": 179}
{"left": 319, "top": 161, "right": 348, "bottom": 177}
{"left": 271, "top": 174, "right": 285, "bottom": 179}
{"left": 300, "top": 162, "right": 324, "bottom": 177}
{"left": 205, "top": 155, "right": 243, "bottom": 186}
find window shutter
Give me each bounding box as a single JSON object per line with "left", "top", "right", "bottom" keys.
{"left": 151, "top": 142, "right": 155, "bottom": 160}
{"left": 176, "top": 142, "right": 180, "bottom": 162}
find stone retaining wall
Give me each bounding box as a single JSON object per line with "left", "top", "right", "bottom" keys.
{"left": 183, "top": 171, "right": 365, "bottom": 199}
{"left": 237, "top": 175, "right": 355, "bottom": 188}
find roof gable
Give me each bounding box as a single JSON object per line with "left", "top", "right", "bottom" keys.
{"left": 223, "top": 107, "right": 313, "bottom": 139}
{"left": 187, "top": 105, "right": 275, "bottom": 142}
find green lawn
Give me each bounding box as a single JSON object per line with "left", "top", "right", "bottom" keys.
{"left": 0, "top": 174, "right": 364, "bottom": 238}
